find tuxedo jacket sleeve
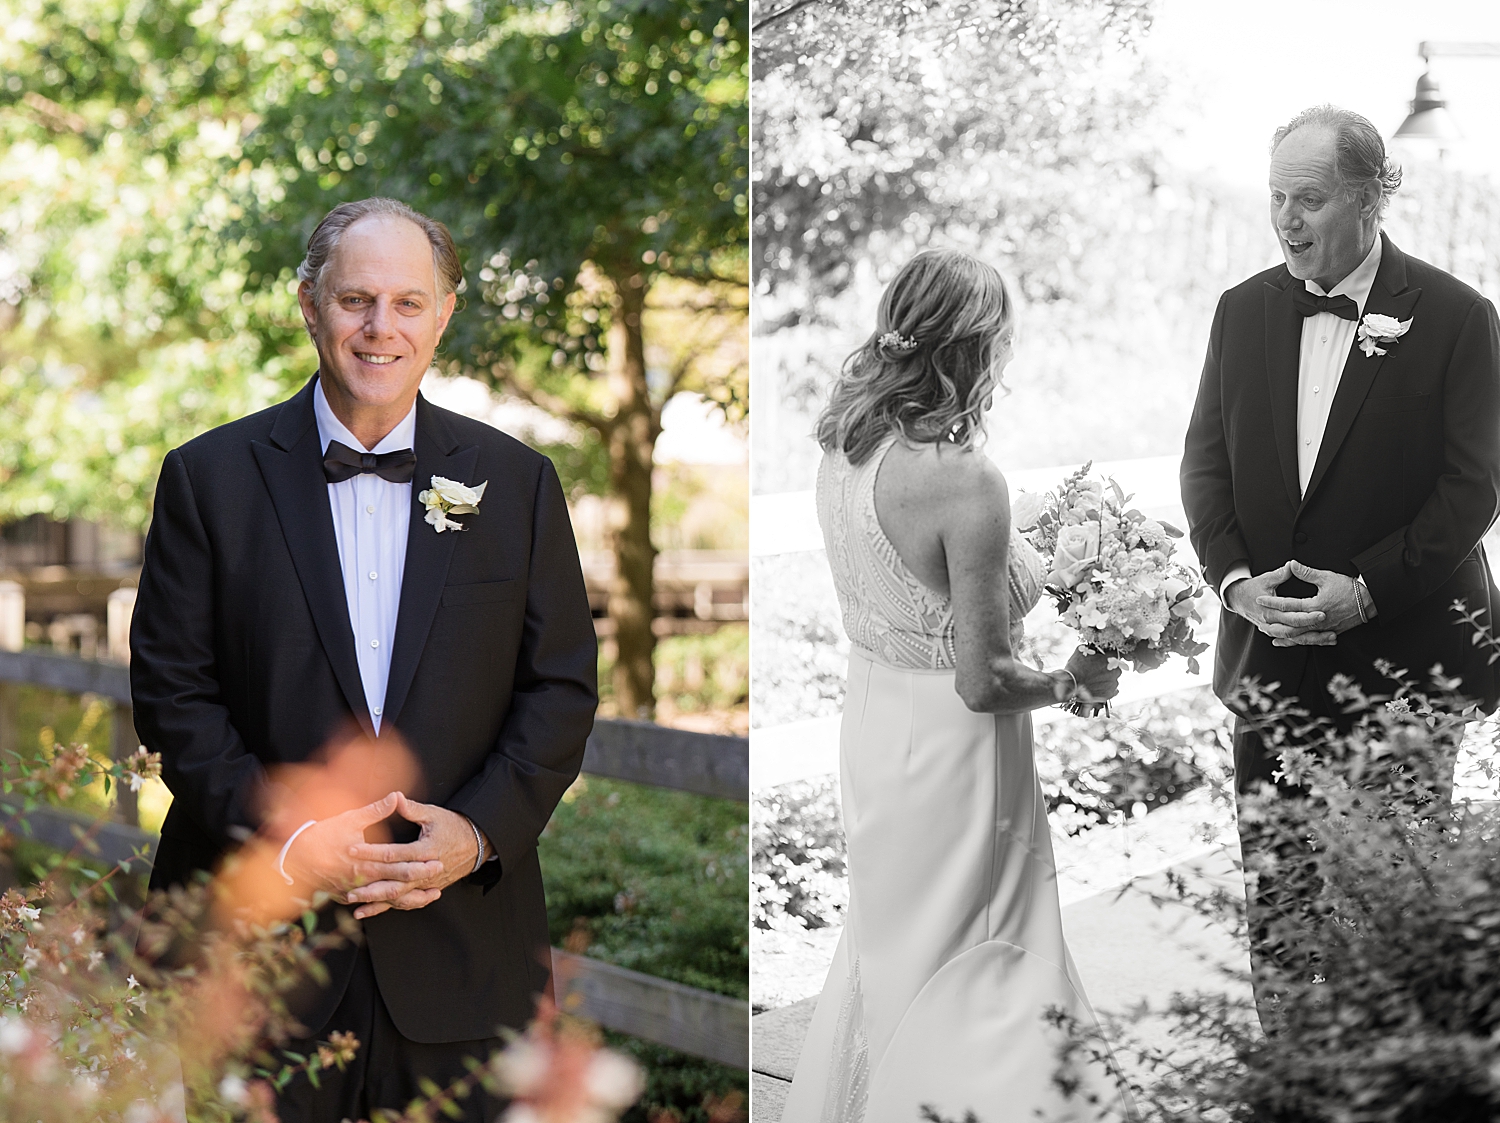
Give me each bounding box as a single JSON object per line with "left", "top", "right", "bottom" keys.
{"left": 1352, "top": 295, "right": 1500, "bottom": 619}
{"left": 444, "top": 456, "right": 595, "bottom": 884}
{"left": 130, "top": 447, "right": 268, "bottom": 849}
{"left": 1181, "top": 290, "right": 1251, "bottom": 590}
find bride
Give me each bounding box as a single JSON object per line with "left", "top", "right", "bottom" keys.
{"left": 780, "top": 249, "right": 1134, "bottom": 1123}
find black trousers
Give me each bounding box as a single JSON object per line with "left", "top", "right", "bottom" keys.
{"left": 1231, "top": 656, "right": 1459, "bottom": 1025}
{"left": 274, "top": 943, "right": 508, "bottom": 1123}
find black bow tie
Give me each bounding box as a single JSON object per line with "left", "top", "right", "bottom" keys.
{"left": 322, "top": 440, "right": 417, "bottom": 484}
{"left": 1292, "top": 288, "right": 1359, "bottom": 321}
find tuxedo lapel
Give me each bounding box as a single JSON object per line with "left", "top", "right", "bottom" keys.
{"left": 1302, "top": 234, "right": 1422, "bottom": 506}
{"left": 1263, "top": 276, "right": 1304, "bottom": 511}
{"left": 383, "top": 395, "right": 479, "bottom": 731}
{"left": 250, "top": 379, "right": 373, "bottom": 732}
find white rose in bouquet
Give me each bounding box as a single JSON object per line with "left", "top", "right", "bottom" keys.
{"left": 1011, "top": 490, "right": 1046, "bottom": 532}
{"left": 1050, "top": 523, "right": 1101, "bottom": 588}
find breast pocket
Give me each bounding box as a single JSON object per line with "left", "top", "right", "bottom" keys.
{"left": 441, "top": 579, "right": 519, "bottom": 607}
{"left": 1361, "top": 393, "right": 1431, "bottom": 418}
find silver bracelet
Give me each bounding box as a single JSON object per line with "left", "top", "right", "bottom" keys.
{"left": 1053, "top": 669, "right": 1078, "bottom": 705}
{"left": 465, "top": 815, "right": 486, "bottom": 874}
{"left": 276, "top": 819, "right": 318, "bottom": 886}
{"left": 1353, "top": 579, "right": 1369, "bottom": 625}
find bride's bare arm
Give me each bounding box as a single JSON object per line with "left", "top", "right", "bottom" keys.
{"left": 941, "top": 458, "right": 1078, "bottom": 714}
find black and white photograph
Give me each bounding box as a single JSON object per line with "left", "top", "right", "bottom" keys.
{"left": 750, "top": 1, "right": 1500, "bottom": 1119}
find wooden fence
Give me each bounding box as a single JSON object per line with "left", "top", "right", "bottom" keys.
{"left": 0, "top": 647, "right": 749, "bottom": 1069}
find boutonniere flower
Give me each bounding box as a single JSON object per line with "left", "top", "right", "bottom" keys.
{"left": 419, "top": 476, "right": 487, "bottom": 533}
{"left": 1356, "top": 313, "right": 1413, "bottom": 358}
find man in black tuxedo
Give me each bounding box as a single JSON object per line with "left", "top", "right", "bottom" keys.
{"left": 1181, "top": 107, "right": 1500, "bottom": 1002}
{"left": 130, "top": 198, "right": 597, "bottom": 1119}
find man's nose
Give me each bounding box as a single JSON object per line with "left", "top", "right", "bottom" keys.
{"left": 363, "top": 297, "right": 396, "bottom": 335}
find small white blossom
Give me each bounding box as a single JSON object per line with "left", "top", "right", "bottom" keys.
{"left": 499, "top": 1106, "right": 546, "bottom": 1123}
{"left": 490, "top": 1037, "right": 548, "bottom": 1094}
{"left": 585, "top": 1049, "right": 645, "bottom": 1109}
{"left": 0, "top": 1016, "right": 32, "bottom": 1054}
{"left": 218, "top": 1074, "right": 249, "bottom": 1105}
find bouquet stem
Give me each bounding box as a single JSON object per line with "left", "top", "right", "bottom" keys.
{"left": 1063, "top": 698, "right": 1111, "bottom": 719}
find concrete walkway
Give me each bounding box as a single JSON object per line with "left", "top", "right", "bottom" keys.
{"left": 750, "top": 847, "right": 1252, "bottom": 1120}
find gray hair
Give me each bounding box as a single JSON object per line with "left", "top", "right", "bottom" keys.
{"left": 296, "top": 197, "right": 465, "bottom": 305}
{"left": 1271, "top": 106, "right": 1402, "bottom": 214}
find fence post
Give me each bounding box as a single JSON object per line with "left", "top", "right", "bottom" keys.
{"left": 0, "top": 582, "right": 22, "bottom": 764}
{"left": 106, "top": 588, "right": 140, "bottom": 826}
{"left": 106, "top": 587, "right": 135, "bottom": 665}
{"left": 110, "top": 704, "right": 140, "bottom": 829}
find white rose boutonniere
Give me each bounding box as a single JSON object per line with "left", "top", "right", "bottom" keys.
{"left": 419, "top": 475, "right": 488, "bottom": 533}
{"left": 1356, "top": 312, "right": 1413, "bottom": 358}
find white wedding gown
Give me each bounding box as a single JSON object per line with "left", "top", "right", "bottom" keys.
{"left": 781, "top": 437, "right": 1133, "bottom": 1123}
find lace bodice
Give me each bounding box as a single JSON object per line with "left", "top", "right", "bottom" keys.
{"left": 816, "top": 436, "right": 1046, "bottom": 671}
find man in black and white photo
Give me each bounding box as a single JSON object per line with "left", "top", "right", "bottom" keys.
{"left": 1181, "top": 105, "right": 1500, "bottom": 1008}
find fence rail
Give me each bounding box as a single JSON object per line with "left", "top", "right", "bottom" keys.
{"left": 0, "top": 647, "right": 749, "bottom": 1069}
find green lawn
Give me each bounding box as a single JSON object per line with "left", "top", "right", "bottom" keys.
{"left": 539, "top": 773, "right": 749, "bottom": 1122}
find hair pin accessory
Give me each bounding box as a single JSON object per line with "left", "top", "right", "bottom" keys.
{"left": 877, "top": 330, "right": 919, "bottom": 353}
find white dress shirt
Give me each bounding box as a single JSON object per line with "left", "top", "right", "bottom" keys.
{"left": 313, "top": 378, "right": 414, "bottom": 733}
{"left": 1220, "top": 237, "right": 1383, "bottom": 605}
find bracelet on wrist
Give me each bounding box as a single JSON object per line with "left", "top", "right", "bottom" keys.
{"left": 1353, "top": 579, "right": 1369, "bottom": 625}
{"left": 276, "top": 819, "right": 318, "bottom": 886}
{"left": 464, "top": 815, "right": 486, "bottom": 874}
{"left": 1053, "top": 669, "right": 1077, "bottom": 704}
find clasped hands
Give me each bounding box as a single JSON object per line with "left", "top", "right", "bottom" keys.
{"left": 1226, "top": 559, "right": 1374, "bottom": 647}
{"left": 277, "top": 790, "right": 488, "bottom": 920}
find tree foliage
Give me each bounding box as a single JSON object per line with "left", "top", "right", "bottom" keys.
{"left": 752, "top": 0, "right": 1161, "bottom": 312}
{"left": 1, "top": 0, "right": 748, "bottom": 713}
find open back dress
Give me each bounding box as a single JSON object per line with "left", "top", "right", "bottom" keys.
{"left": 780, "top": 435, "right": 1133, "bottom": 1123}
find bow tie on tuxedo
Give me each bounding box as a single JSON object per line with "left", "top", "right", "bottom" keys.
{"left": 322, "top": 440, "right": 417, "bottom": 484}
{"left": 1292, "top": 288, "right": 1359, "bottom": 321}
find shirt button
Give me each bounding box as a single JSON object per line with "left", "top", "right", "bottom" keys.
{"left": 366, "top": 505, "right": 375, "bottom": 514}
{"left": 1304, "top": 438, "right": 1312, "bottom": 445}
{"left": 370, "top": 639, "right": 380, "bottom": 648}
{"left": 373, "top": 705, "right": 383, "bottom": 716}
{"left": 1320, "top": 337, "right": 1327, "bottom": 343}
{"left": 1313, "top": 386, "right": 1320, "bottom": 393}
{"left": 369, "top": 571, "right": 378, "bottom": 580}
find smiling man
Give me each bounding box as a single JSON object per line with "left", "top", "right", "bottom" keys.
{"left": 130, "top": 198, "right": 598, "bottom": 1119}
{"left": 1180, "top": 106, "right": 1500, "bottom": 1018}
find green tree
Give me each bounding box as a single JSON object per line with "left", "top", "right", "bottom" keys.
{"left": 0, "top": 0, "right": 748, "bottom": 717}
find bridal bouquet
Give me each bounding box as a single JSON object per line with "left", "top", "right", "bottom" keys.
{"left": 1014, "top": 463, "right": 1209, "bottom": 715}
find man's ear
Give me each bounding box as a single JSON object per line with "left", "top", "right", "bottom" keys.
{"left": 436, "top": 289, "right": 457, "bottom": 337}
{"left": 1358, "top": 179, "right": 1383, "bottom": 222}
{"left": 296, "top": 280, "right": 319, "bottom": 334}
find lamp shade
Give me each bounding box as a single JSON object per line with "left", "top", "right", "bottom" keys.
{"left": 1394, "top": 71, "right": 1464, "bottom": 141}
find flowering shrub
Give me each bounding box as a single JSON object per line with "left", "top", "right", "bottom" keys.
{"left": 1108, "top": 662, "right": 1500, "bottom": 1121}
{"left": 0, "top": 735, "right": 649, "bottom": 1123}
{"left": 751, "top": 779, "right": 847, "bottom": 934}
{"left": 1034, "top": 689, "right": 1231, "bottom": 835}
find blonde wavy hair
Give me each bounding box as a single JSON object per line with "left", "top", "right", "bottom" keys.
{"left": 815, "top": 249, "right": 1014, "bottom": 466}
